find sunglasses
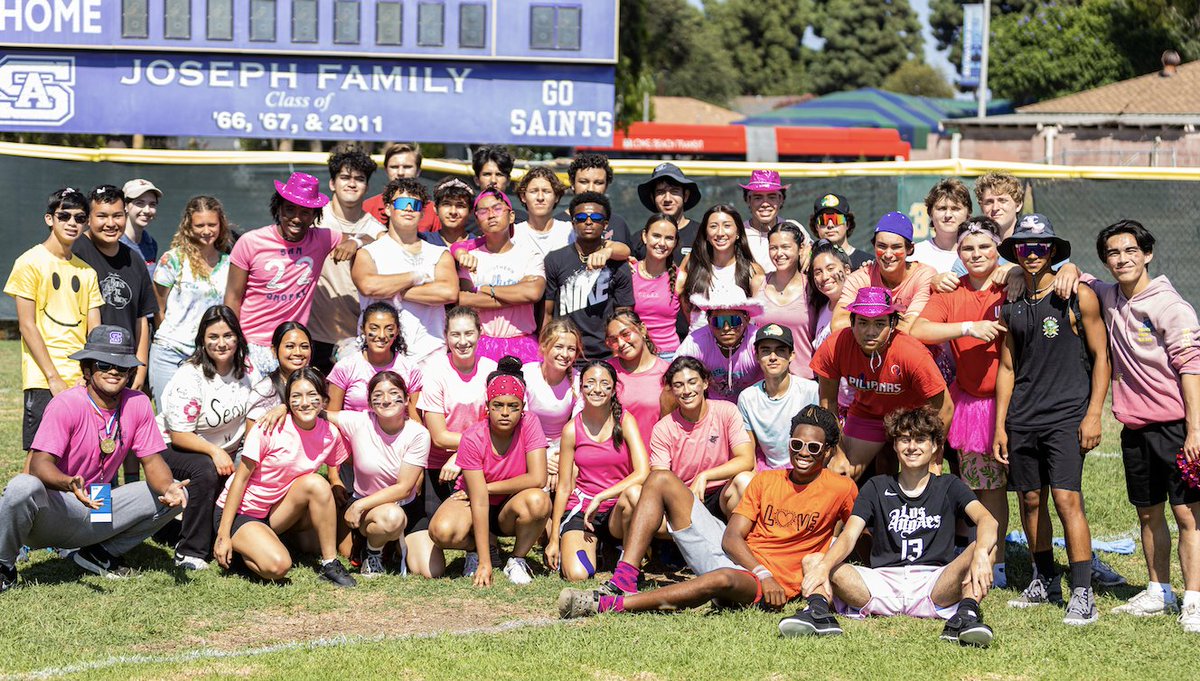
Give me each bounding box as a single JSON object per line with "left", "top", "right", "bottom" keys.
{"left": 94, "top": 361, "right": 132, "bottom": 375}
{"left": 474, "top": 204, "right": 510, "bottom": 219}
{"left": 788, "top": 439, "right": 825, "bottom": 457}
{"left": 1015, "top": 242, "right": 1052, "bottom": 258}
{"left": 53, "top": 211, "right": 87, "bottom": 224}
{"left": 709, "top": 314, "right": 745, "bottom": 331}
{"left": 392, "top": 196, "right": 423, "bottom": 212}
{"left": 603, "top": 327, "right": 639, "bottom": 348}
{"left": 819, "top": 213, "right": 847, "bottom": 227}
{"left": 573, "top": 212, "right": 607, "bottom": 224}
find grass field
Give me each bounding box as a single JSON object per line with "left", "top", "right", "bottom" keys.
{"left": 1, "top": 339, "right": 1199, "bottom": 680}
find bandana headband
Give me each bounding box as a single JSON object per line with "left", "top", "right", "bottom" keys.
{"left": 487, "top": 374, "right": 525, "bottom": 402}
{"left": 956, "top": 224, "right": 1002, "bottom": 248}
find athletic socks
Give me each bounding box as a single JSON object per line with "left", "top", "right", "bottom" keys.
{"left": 598, "top": 595, "right": 625, "bottom": 613}
{"left": 611, "top": 561, "right": 641, "bottom": 594}
{"left": 1147, "top": 580, "right": 1177, "bottom": 603}
{"left": 319, "top": 557, "right": 338, "bottom": 567}
{"left": 366, "top": 543, "right": 385, "bottom": 554}
{"left": 1068, "top": 560, "right": 1091, "bottom": 590}
{"left": 1032, "top": 550, "right": 1057, "bottom": 579}
{"left": 956, "top": 598, "right": 981, "bottom": 619}
{"left": 807, "top": 594, "right": 830, "bottom": 616}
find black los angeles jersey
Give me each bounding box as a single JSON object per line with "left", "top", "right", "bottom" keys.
{"left": 851, "top": 473, "right": 978, "bottom": 568}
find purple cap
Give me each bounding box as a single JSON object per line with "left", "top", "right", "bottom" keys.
{"left": 874, "top": 212, "right": 914, "bottom": 241}
{"left": 845, "top": 286, "right": 897, "bottom": 318}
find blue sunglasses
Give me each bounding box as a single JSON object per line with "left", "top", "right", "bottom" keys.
{"left": 392, "top": 196, "right": 424, "bottom": 212}
{"left": 573, "top": 212, "right": 607, "bottom": 224}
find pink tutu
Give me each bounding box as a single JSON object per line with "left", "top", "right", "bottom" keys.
{"left": 477, "top": 334, "right": 541, "bottom": 364}
{"left": 947, "top": 383, "right": 996, "bottom": 454}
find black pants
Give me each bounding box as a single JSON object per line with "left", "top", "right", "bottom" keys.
{"left": 160, "top": 446, "right": 226, "bottom": 560}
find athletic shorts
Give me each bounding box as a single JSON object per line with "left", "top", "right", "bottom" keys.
{"left": 666, "top": 496, "right": 761, "bottom": 604}
{"left": 213, "top": 505, "right": 269, "bottom": 538}
{"left": 844, "top": 412, "right": 888, "bottom": 443}
{"left": 702, "top": 486, "right": 726, "bottom": 520}
{"left": 22, "top": 388, "right": 52, "bottom": 451}
{"left": 1006, "top": 424, "right": 1084, "bottom": 492}
{"left": 1121, "top": 420, "right": 1200, "bottom": 508}
{"left": 559, "top": 507, "right": 616, "bottom": 543}
{"left": 408, "top": 470, "right": 455, "bottom": 533}
{"left": 835, "top": 564, "right": 957, "bottom": 620}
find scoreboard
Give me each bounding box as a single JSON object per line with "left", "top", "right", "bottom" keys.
{"left": 0, "top": 0, "right": 617, "bottom": 144}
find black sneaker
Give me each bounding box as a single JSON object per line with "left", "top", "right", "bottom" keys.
{"left": 73, "top": 544, "right": 132, "bottom": 579}
{"left": 0, "top": 563, "right": 16, "bottom": 593}
{"left": 778, "top": 607, "right": 843, "bottom": 637}
{"left": 317, "top": 559, "right": 357, "bottom": 588}
{"left": 940, "top": 611, "right": 994, "bottom": 648}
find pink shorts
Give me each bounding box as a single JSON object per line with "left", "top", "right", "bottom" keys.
{"left": 843, "top": 413, "right": 887, "bottom": 443}
{"left": 835, "top": 564, "right": 958, "bottom": 620}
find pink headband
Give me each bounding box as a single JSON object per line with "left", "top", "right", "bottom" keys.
{"left": 487, "top": 374, "right": 525, "bottom": 402}
{"left": 473, "top": 189, "right": 512, "bottom": 212}
{"left": 956, "top": 224, "right": 1001, "bottom": 248}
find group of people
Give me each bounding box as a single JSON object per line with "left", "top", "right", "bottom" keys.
{"left": 3, "top": 144, "right": 1199, "bottom": 645}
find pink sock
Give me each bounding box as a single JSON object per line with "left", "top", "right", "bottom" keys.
{"left": 598, "top": 595, "right": 625, "bottom": 613}
{"left": 611, "top": 561, "right": 640, "bottom": 593}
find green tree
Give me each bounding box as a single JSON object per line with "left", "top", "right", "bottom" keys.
{"left": 809, "top": 0, "right": 924, "bottom": 94}
{"left": 882, "top": 61, "right": 955, "bottom": 98}
{"left": 615, "top": 0, "right": 654, "bottom": 127}
{"left": 706, "top": 0, "right": 816, "bottom": 96}
{"left": 930, "top": 0, "right": 1035, "bottom": 67}
{"left": 646, "top": 0, "right": 739, "bottom": 105}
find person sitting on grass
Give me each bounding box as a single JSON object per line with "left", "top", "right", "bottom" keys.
{"left": 557, "top": 404, "right": 856, "bottom": 618}
{"left": 780, "top": 406, "right": 997, "bottom": 648}
{"left": 428, "top": 356, "right": 551, "bottom": 587}
{"left": 0, "top": 325, "right": 189, "bottom": 590}
{"left": 213, "top": 367, "right": 356, "bottom": 587}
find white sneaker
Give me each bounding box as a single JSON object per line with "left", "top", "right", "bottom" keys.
{"left": 1180, "top": 602, "right": 1200, "bottom": 633}
{"left": 174, "top": 553, "right": 210, "bottom": 571}
{"left": 462, "top": 551, "right": 480, "bottom": 578}
{"left": 503, "top": 557, "right": 534, "bottom": 585}
{"left": 1112, "top": 589, "right": 1178, "bottom": 616}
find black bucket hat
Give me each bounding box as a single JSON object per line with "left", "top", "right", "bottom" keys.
{"left": 998, "top": 213, "right": 1071, "bottom": 265}
{"left": 637, "top": 163, "right": 701, "bottom": 212}
{"left": 69, "top": 325, "right": 143, "bottom": 368}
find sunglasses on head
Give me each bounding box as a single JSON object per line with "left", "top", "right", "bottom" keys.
{"left": 573, "top": 212, "right": 607, "bottom": 224}
{"left": 391, "top": 196, "right": 423, "bottom": 212}
{"left": 788, "top": 438, "right": 825, "bottom": 457}
{"left": 709, "top": 314, "right": 745, "bottom": 331}
{"left": 53, "top": 211, "right": 87, "bottom": 224}
{"left": 93, "top": 361, "right": 131, "bottom": 375}
{"left": 1015, "top": 242, "right": 1052, "bottom": 258}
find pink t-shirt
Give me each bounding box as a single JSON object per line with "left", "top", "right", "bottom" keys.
{"left": 218, "top": 416, "right": 349, "bottom": 518}
{"left": 838, "top": 261, "right": 936, "bottom": 321}
{"left": 630, "top": 260, "right": 681, "bottom": 354}
{"left": 415, "top": 353, "right": 498, "bottom": 469}
{"left": 567, "top": 413, "right": 633, "bottom": 514}
{"left": 458, "top": 240, "right": 544, "bottom": 339}
{"left": 328, "top": 351, "right": 424, "bottom": 413}
{"left": 522, "top": 362, "right": 579, "bottom": 442}
{"left": 337, "top": 410, "right": 430, "bottom": 502}
{"left": 229, "top": 225, "right": 342, "bottom": 346}
{"left": 609, "top": 356, "right": 668, "bottom": 454}
{"left": 455, "top": 413, "right": 549, "bottom": 505}
{"left": 31, "top": 387, "right": 165, "bottom": 487}
{"left": 649, "top": 400, "right": 750, "bottom": 491}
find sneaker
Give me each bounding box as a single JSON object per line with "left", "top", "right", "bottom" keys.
{"left": 73, "top": 545, "right": 132, "bottom": 579}
{"left": 360, "top": 550, "right": 386, "bottom": 579}
{"left": 173, "top": 553, "right": 210, "bottom": 571}
{"left": 1091, "top": 553, "right": 1126, "bottom": 587}
{"left": 940, "top": 611, "right": 993, "bottom": 648}
{"left": 1007, "top": 574, "right": 1063, "bottom": 608}
{"left": 316, "top": 559, "right": 357, "bottom": 588}
{"left": 0, "top": 563, "right": 16, "bottom": 593}
{"left": 1063, "top": 586, "right": 1098, "bottom": 625}
{"left": 1112, "top": 589, "right": 1179, "bottom": 617}
{"left": 504, "top": 557, "right": 534, "bottom": 585}
{"left": 1179, "top": 602, "right": 1200, "bottom": 633}
{"left": 778, "top": 607, "right": 843, "bottom": 637}
{"left": 15, "top": 546, "right": 28, "bottom": 564}
{"left": 993, "top": 564, "right": 1007, "bottom": 590}
{"left": 462, "top": 551, "right": 480, "bottom": 578}
{"left": 557, "top": 588, "right": 599, "bottom": 619}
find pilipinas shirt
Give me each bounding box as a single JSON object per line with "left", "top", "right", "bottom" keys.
{"left": 852, "top": 473, "right": 978, "bottom": 569}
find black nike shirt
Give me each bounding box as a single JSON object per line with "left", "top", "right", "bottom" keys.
{"left": 852, "top": 473, "right": 978, "bottom": 568}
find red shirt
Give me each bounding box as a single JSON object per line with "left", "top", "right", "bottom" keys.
{"left": 810, "top": 329, "right": 946, "bottom": 420}
{"left": 362, "top": 194, "right": 440, "bottom": 232}
{"left": 920, "top": 278, "right": 1005, "bottom": 397}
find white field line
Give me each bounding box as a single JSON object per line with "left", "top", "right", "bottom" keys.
{"left": 5, "top": 616, "right": 565, "bottom": 680}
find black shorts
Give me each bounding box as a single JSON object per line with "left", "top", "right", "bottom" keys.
{"left": 22, "top": 388, "right": 52, "bottom": 451}
{"left": 1006, "top": 424, "right": 1084, "bottom": 492}
{"left": 407, "top": 470, "right": 456, "bottom": 533}
{"left": 1121, "top": 421, "right": 1200, "bottom": 507}
{"left": 702, "top": 486, "right": 726, "bottom": 520}
{"left": 559, "top": 506, "right": 616, "bottom": 543}
{"left": 309, "top": 340, "right": 337, "bottom": 376}
{"left": 213, "top": 505, "right": 269, "bottom": 538}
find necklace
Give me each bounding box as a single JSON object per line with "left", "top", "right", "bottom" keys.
{"left": 86, "top": 391, "right": 121, "bottom": 459}
{"left": 1022, "top": 283, "right": 1054, "bottom": 308}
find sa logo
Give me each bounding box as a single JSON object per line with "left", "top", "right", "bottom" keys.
{"left": 0, "top": 56, "right": 75, "bottom": 125}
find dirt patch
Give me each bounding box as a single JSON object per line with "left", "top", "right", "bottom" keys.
{"left": 133, "top": 592, "right": 542, "bottom": 655}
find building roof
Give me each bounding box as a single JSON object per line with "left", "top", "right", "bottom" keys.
{"left": 1018, "top": 61, "right": 1200, "bottom": 115}
{"left": 948, "top": 112, "right": 1200, "bottom": 128}
{"left": 650, "top": 96, "right": 744, "bottom": 126}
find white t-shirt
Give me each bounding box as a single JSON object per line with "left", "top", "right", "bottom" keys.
{"left": 337, "top": 410, "right": 430, "bottom": 502}
{"left": 521, "top": 363, "right": 580, "bottom": 442}
{"left": 360, "top": 234, "right": 449, "bottom": 362}
{"left": 513, "top": 219, "right": 574, "bottom": 261}
{"left": 309, "top": 206, "right": 386, "bottom": 344}
{"left": 460, "top": 241, "right": 545, "bottom": 338}
{"left": 736, "top": 375, "right": 820, "bottom": 470}
{"left": 911, "top": 239, "right": 961, "bottom": 275}
{"left": 157, "top": 362, "right": 256, "bottom": 453}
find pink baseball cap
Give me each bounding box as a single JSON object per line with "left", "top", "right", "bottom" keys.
{"left": 273, "top": 172, "right": 330, "bottom": 209}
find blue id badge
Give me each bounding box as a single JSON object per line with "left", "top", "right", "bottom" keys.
{"left": 89, "top": 484, "right": 113, "bottom": 523}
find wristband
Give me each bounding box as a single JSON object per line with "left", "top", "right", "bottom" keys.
{"left": 752, "top": 565, "right": 773, "bottom": 580}
{"left": 349, "top": 233, "right": 365, "bottom": 247}
{"left": 961, "top": 321, "right": 975, "bottom": 338}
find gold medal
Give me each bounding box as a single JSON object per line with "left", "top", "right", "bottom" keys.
{"left": 100, "top": 437, "right": 116, "bottom": 456}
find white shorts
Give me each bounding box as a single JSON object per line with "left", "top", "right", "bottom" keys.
{"left": 835, "top": 564, "right": 957, "bottom": 620}
{"left": 667, "top": 496, "right": 738, "bottom": 576}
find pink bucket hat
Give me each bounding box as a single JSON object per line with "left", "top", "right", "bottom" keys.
{"left": 273, "top": 172, "right": 330, "bottom": 209}
{"left": 739, "top": 169, "right": 791, "bottom": 193}
{"left": 845, "top": 286, "right": 897, "bottom": 318}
